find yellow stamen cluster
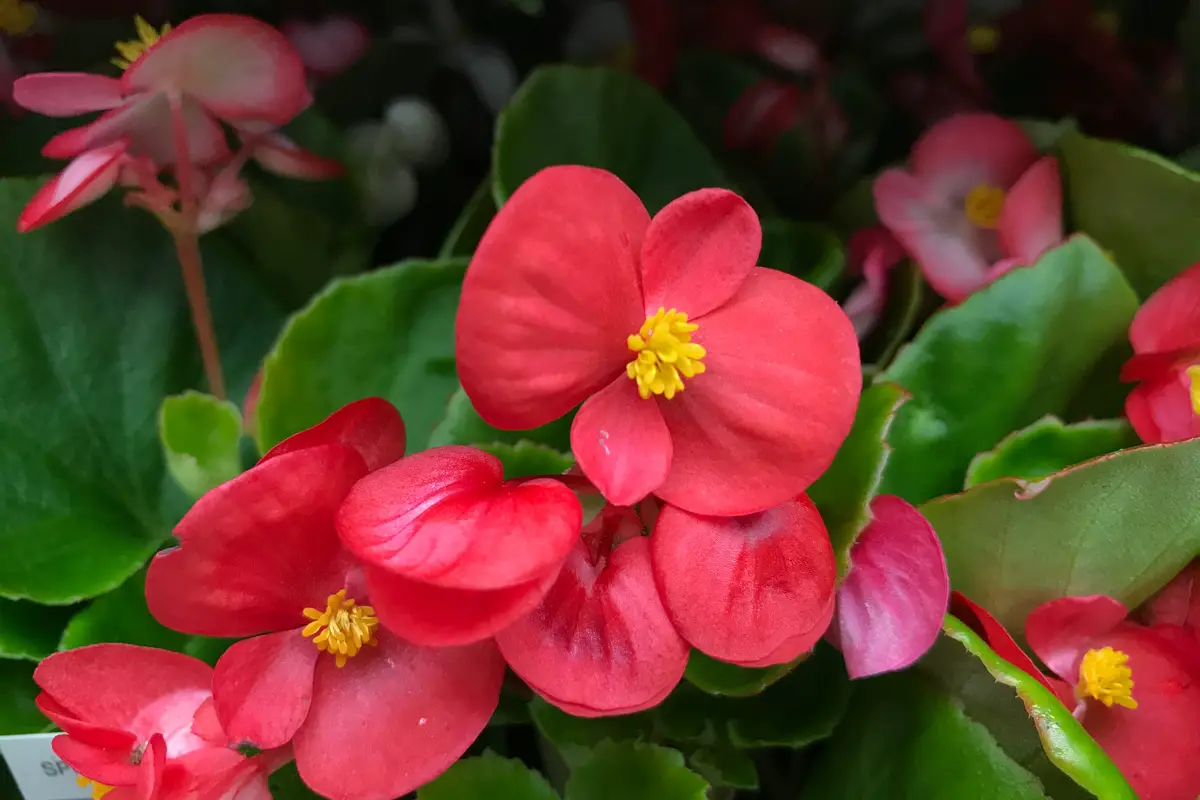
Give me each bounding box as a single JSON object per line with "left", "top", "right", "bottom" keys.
{"left": 112, "top": 15, "right": 171, "bottom": 70}
{"left": 0, "top": 0, "right": 35, "bottom": 36}
{"left": 964, "top": 183, "right": 1006, "bottom": 229}
{"left": 626, "top": 307, "right": 706, "bottom": 400}
{"left": 302, "top": 589, "right": 380, "bottom": 668}
{"left": 967, "top": 25, "right": 1000, "bottom": 54}
{"left": 1186, "top": 365, "right": 1200, "bottom": 417}
{"left": 76, "top": 777, "right": 115, "bottom": 800}
{"left": 1077, "top": 646, "right": 1138, "bottom": 710}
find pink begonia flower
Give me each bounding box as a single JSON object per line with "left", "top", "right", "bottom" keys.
{"left": 873, "top": 113, "right": 1064, "bottom": 302}
{"left": 282, "top": 15, "right": 371, "bottom": 80}
{"left": 843, "top": 226, "right": 906, "bottom": 339}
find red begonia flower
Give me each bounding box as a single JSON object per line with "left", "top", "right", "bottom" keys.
{"left": 1120, "top": 262, "right": 1200, "bottom": 444}
{"left": 34, "top": 643, "right": 270, "bottom": 800}
{"left": 874, "top": 113, "right": 1064, "bottom": 301}
{"left": 456, "top": 165, "right": 861, "bottom": 516}
{"left": 650, "top": 494, "right": 836, "bottom": 666}
{"left": 496, "top": 494, "right": 688, "bottom": 716}
{"left": 145, "top": 399, "right": 507, "bottom": 800}
{"left": 831, "top": 495, "right": 949, "bottom": 678}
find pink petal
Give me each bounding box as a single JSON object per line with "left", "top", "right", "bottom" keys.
{"left": 1025, "top": 595, "right": 1129, "bottom": 679}
{"left": 639, "top": 188, "right": 760, "bottom": 318}
{"left": 496, "top": 537, "right": 689, "bottom": 716}
{"left": 37, "top": 695, "right": 136, "bottom": 751}
{"left": 249, "top": 132, "right": 345, "bottom": 180}
{"left": 456, "top": 165, "right": 648, "bottom": 429}
{"left": 17, "top": 139, "right": 127, "bottom": 232}
{"left": 12, "top": 73, "right": 125, "bottom": 116}
{"left": 53, "top": 736, "right": 140, "bottom": 787}
{"left": 42, "top": 95, "right": 228, "bottom": 165}
{"left": 293, "top": 631, "right": 504, "bottom": 800}
{"left": 282, "top": 16, "right": 371, "bottom": 78}
{"left": 843, "top": 227, "right": 906, "bottom": 338}
{"left": 909, "top": 112, "right": 1038, "bottom": 199}
{"left": 571, "top": 377, "right": 673, "bottom": 507}
{"left": 655, "top": 268, "right": 862, "bottom": 515}
{"left": 833, "top": 495, "right": 949, "bottom": 678}
{"left": 997, "top": 157, "right": 1063, "bottom": 264}
{"left": 212, "top": 632, "right": 318, "bottom": 750}
{"left": 260, "top": 397, "right": 406, "bottom": 473}
{"left": 146, "top": 447, "right": 366, "bottom": 637}
{"left": 1129, "top": 262, "right": 1200, "bottom": 354}
{"left": 1124, "top": 373, "right": 1200, "bottom": 444}
{"left": 336, "top": 446, "right": 580, "bottom": 590}
{"left": 723, "top": 80, "right": 801, "bottom": 152}
{"left": 123, "top": 14, "right": 310, "bottom": 125}
{"left": 1144, "top": 560, "right": 1200, "bottom": 636}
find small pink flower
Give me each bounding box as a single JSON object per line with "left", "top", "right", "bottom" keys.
{"left": 282, "top": 15, "right": 370, "bottom": 81}
{"left": 843, "top": 226, "right": 906, "bottom": 339}
{"left": 873, "top": 113, "right": 1064, "bottom": 302}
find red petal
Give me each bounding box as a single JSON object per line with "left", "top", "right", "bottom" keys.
{"left": 133, "top": 733, "right": 166, "bottom": 800}
{"left": 1123, "top": 374, "right": 1200, "bottom": 444}
{"left": 337, "top": 446, "right": 580, "bottom": 590}
{"left": 146, "top": 447, "right": 366, "bottom": 637}
{"left": 293, "top": 631, "right": 503, "bottom": 800}
{"left": 655, "top": 269, "right": 861, "bottom": 515}
{"left": 1144, "top": 560, "right": 1200, "bottom": 636}
{"left": 639, "top": 188, "right": 760, "bottom": 319}
{"left": 17, "top": 139, "right": 127, "bottom": 232}
{"left": 122, "top": 14, "right": 310, "bottom": 125}
{"left": 496, "top": 537, "right": 688, "bottom": 715}
{"left": 249, "top": 133, "right": 345, "bottom": 180}
{"left": 456, "top": 165, "right": 648, "bottom": 429}
{"left": 36, "top": 695, "right": 135, "bottom": 750}
{"left": 212, "top": 632, "right": 318, "bottom": 750}
{"left": 1026, "top": 595, "right": 1129, "bottom": 679}
{"left": 997, "top": 157, "right": 1063, "bottom": 264}
{"left": 833, "top": 496, "right": 949, "bottom": 678}
{"left": 12, "top": 73, "right": 124, "bottom": 116}
{"left": 53, "top": 736, "right": 139, "bottom": 787}
{"left": 651, "top": 496, "right": 836, "bottom": 666}
{"left": 571, "top": 377, "right": 673, "bottom": 507}
{"left": 1119, "top": 349, "right": 1200, "bottom": 383}
{"left": 1129, "top": 261, "right": 1200, "bottom": 355}
{"left": 909, "top": 112, "right": 1037, "bottom": 195}
{"left": 260, "top": 397, "right": 406, "bottom": 472}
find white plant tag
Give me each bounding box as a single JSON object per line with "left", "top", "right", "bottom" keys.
{"left": 0, "top": 733, "right": 90, "bottom": 800}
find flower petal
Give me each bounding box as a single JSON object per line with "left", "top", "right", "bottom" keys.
{"left": 1025, "top": 595, "right": 1129, "bottom": 679}
{"left": 212, "top": 632, "right": 318, "bottom": 750}
{"left": 655, "top": 268, "right": 861, "bottom": 515}
{"left": 1129, "top": 261, "right": 1200, "bottom": 354}
{"left": 18, "top": 139, "right": 127, "bottom": 233}
{"left": 53, "top": 735, "right": 140, "bottom": 787}
{"left": 337, "top": 446, "right": 580, "bottom": 590}
{"left": 12, "top": 73, "right": 125, "bottom": 116}
{"left": 146, "top": 447, "right": 366, "bottom": 637}
{"left": 36, "top": 695, "right": 135, "bottom": 751}
{"left": 1124, "top": 374, "right": 1200, "bottom": 444}
{"left": 293, "top": 631, "right": 503, "bottom": 800}
{"left": 123, "top": 14, "right": 310, "bottom": 125}
{"left": 909, "top": 112, "right": 1037, "bottom": 199}
{"left": 639, "top": 188, "right": 760, "bottom": 318}
{"left": 651, "top": 495, "right": 836, "bottom": 666}
{"left": 282, "top": 16, "right": 371, "bottom": 79}
{"left": 833, "top": 496, "right": 949, "bottom": 678}
{"left": 496, "top": 537, "right": 688, "bottom": 715}
{"left": 1144, "top": 560, "right": 1200, "bottom": 636}
{"left": 571, "top": 377, "right": 673, "bottom": 507}
{"left": 997, "top": 157, "right": 1063, "bottom": 264}
{"left": 260, "top": 398, "right": 406, "bottom": 473}
{"left": 843, "top": 227, "right": 906, "bottom": 338}
{"left": 456, "top": 165, "right": 648, "bottom": 429}
{"left": 248, "top": 132, "right": 346, "bottom": 180}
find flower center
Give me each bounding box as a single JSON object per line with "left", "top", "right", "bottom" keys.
{"left": 1076, "top": 646, "right": 1138, "bottom": 709}
{"left": 76, "top": 777, "right": 115, "bottom": 800}
{"left": 967, "top": 25, "right": 1000, "bottom": 54}
{"left": 112, "top": 15, "right": 171, "bottom": 71}
{"left": 626, "top": 307, "right": 706, "bottom": 400}
{"left": 301, "top": 589, "right": 379, "bottom": 668}
{"left": 0, "top": 0, "right": 35, "bottom": 35}
{"left": 964, "top": 183, "right": 1005, "bottom": 228}
{"left": 1187, "top": 365, "right": 1200, "bottom": 417}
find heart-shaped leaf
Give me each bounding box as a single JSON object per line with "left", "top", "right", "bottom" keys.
{"left": 159, "top": 391, "right": 243, "bottom": 500}
{"left": 0, "top": 600, "right": 74, "bottom": 660}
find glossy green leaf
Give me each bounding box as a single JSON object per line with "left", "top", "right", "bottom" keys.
{"left": 0, "top": 180, "right": 282, "bottom": 604}
{"left": 530, "top": 696, "right": 655, "bottom": 768}
{"left": 428, "top": 387, "right": 573, "bottom": 452}
{"left": 439, "top": 176, "right": 497, "bottom": 258}
{"left": 0, "top": 600, "right": 75, "bottom": 660}
{"left": 683, "top": 649, "right": 797, "bottom": 697}
{"left": 800, "top": 672, "right": 1047, "bottom": 799}
{"left": 724, "top": 643, "right": 850, "bottom": 748}
{"left": 878, "top": 237, "right": 1138, "bottom": 504}
{"left": 923, "top": 437, "right": 1200, "bottom": 632}
{"left": 965, "top": 416, "right": 1137, "bottom": 488}
{"left": 1061, "top": 130, "right": 1200, "bottom": 298}
{"left": 565, "top": 742, "right": 709, "bottom": 800}
{"left": 159, "top": 392, "right": 243, "bottom": 500}
{"left": 254, "top": 259, "right": 466, "bottom": 455}
{"left": 58, "top": 569, "right": 189, "bottom": 654}
{"left": 808, "top": 382, "right": 908, "bottom": 576}
{"left": 494, "top": 65, "right": 729, "bottom": 213}
{"left": 688, "top": 746, "right": 758, "bottom": 790}
{"left": 0, "top": 660, "right": 46, "bottom": 735}
{"left": 266, "top": 762, "right": 324, "bottom": 800}
{"left": 479, "top": 442, "right": 574, "bottom": 480}
{"left": 419, "top": 752, "right": 560, "bottom": 799}
{"left": 759, "top": 220, "right": 845, "bottom": 291}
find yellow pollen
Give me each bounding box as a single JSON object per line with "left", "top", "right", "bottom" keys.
{"left": 0, "top": 0, "right": 35, "bottom": 35}
{"left": 76, "top": 777, "right": 115, "bottom": 800}
{"left": 967, "top": 25, "right": 1000, "bottom": 54}
{"left": 1187, "top": 365, "right": 1200, "bottom": 417}
{"left": 626, "top": 307, "right": 706, "bottom": 400}
{"left": 964, "top": 183, "right": 1006, "bottom": 228}
{"left": 112, "top": 15, "right": 171, "bottom": 70}
{"left": 1077, "top": 647, "right": 1138, "bottom": 710}
{"left": 301, "top": 589, "right": 379, "bottom": 668}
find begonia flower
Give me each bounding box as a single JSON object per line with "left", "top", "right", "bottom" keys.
{"left": 145, "top": 398, "right": 571, "bottom": 799}
{"left": 843, "top": 226, "right": 906, "bottom": 339}
{"left": 829, "top": 495, "right": 949, "bottom": 678}
{"left": 1120, "top": 262, "right": 1200, "bottom": 444}
{"left": 456, "top": 165, "right": 861, "bottom": 516}
{"left": 874, "top": 113, "right": 1064, "bottom": 302}
{"left": 35, "top": 643, "right": 272, "bottom": 800}
{"left": 651, "top": 493, "right": 837, "bottom": 667}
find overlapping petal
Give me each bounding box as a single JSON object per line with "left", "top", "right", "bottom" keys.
{"left": 909, "top": 113, "right": 1037, "bottom": 198}
{"left": 17, "top": 138, "right": 128, "bottom": 232}
{"left": 212, "top": 632, "right": 318, "bottom": 750}
{"left": 571, "top": 378, "right": 673, "bottom": 507}
{"left": 997, "top": 157, "right": 1063, "bottom": 264}
{"left": 248, "top": 133, "right": 346, "bottom": 180}
{"left": 260, "top": 397, "right": 405, "bottom": 472}
{"left": 1026, "top": 595, "right": 1129, "bottom": 678}
{"left": 12, "top": 73, "right": 124, "bottom": 116}
{"left": 1128, "top": 262, "right": 1200, "bottom": 355}
{"left": 1125, "top": 375, "right": 1200, "bottom": 444}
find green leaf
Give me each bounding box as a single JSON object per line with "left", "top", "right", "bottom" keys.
{"left": 495, "top": 66, "right": 729, "bottom": 213}
{"left": 922, "top": 436, "right": 1200, "bottom": 632}
{"left": 254, "top": 259, "right": 466, "bottom": 455}
{"left": 0, "top": 660, "right": 46, "bottom": 735}
{"left": 565, "top": 742, "right": 709, "bottom": 800}
{"left": 530, "top": 696, "right": 655, "bottom": 768}
{"left": 0, "top": 180, "right": 282, "bottom": 604}
{"left": 800, "top": 672, "right": 1047, "bottom": 799}
{"left": 0, "top": 600, "right": 75, "bottom": 660}
{"left": 688, "top": 746, "right": 758, "bottom": 790}
{"left": 808, "top": 382, "right": 908, "bottom": 576}
{"left": 419, "top": 752, "right": 560, "bottom": 799}
{"left": 965, "top": 416, "right": 1137, "bottom": 488}
{"left": 683, "top": 649, "right": 797, "bottom": 697}
{"left": 860, "top": 260, "right": 927, "bottom": 369}
{"left": 58, "top": 569, "right": 189, "bottom": 654}
{"left": 159, "top": 392, "right": 243, "bottom": 500}
{"left": 759, "top": 220, "right": 845, "bottom": 291}
{"left": 479, "top": 442, "right": 574, "bottom": 480}
{"left": 1061, "top": 130, "right": 1200, "bottom": 298}
{"left": 266, "top": 762, "right": 324, "bottom": 800}
{"left": 429, "top": 387, "right": 573, "bottom": 452}
{"left": 439, "top": 176, "right": 497, "bottom": 259}
{"left": 1017, "top": 118, "right": 1077, "bottom": 152}
{"left": 878, "top": 237, "right": 1138, "bottom": 504}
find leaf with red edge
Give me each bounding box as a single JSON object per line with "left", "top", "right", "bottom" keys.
{"left": 964, "top": 416, "right": 1136, "bottom": 488}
